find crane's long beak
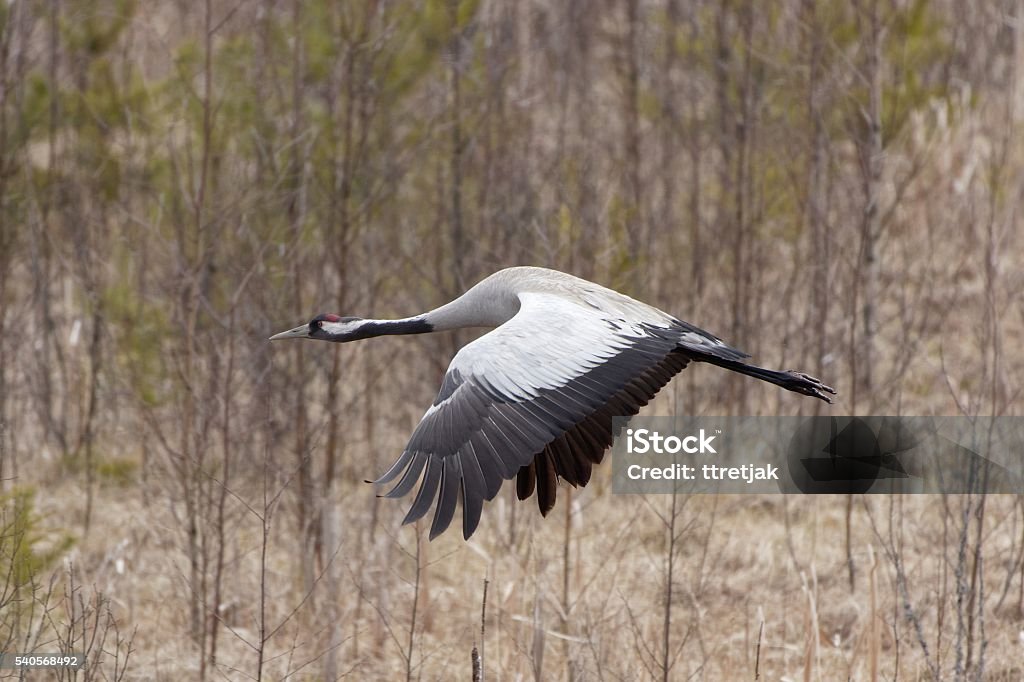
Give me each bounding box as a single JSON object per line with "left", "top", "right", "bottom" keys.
{"left": 269, "top": 325, "right": 310, "bottom": 341}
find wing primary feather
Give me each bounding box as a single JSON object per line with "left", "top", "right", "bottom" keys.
{"left": 403, "top": 457, "right": 442, "bottom": 525}
{"left": 430, "top": 456, "right": 461, "bottom": 540}
{"left": 551, "top": 437, "right": 586, "bottom": 486}
{"left": 516, "top": 397, "right": 576, "bottom": 433}
{"left": 573, "top": 416, "right": 609, "bottom": 455}
{"left": 471, "top": 430, "right": 514, "bottom": 480}
{"left": 498, "top": 403, "right": 558, "bottom": 446}
{"left": 468, "top": 438, "right": 505, "bottom": 499}
{"left": 517, "top": 461, "right": 536, "bottom": 500}
{"left": 383, "top": 452, "right": 427, "bottom": 499}
{"left": 459, "top": 448, "right": 486, "bottom": 539}
{"left": 547, "top": 441, "right": 573, "bottom": 482}
{"left": 373, "top": 449, "right": 415, "bottom": 485}
{"left": 534, "top": 451, "right": 558, "bottom": 516}
{"left": 489, "top": 407, "right": 547, "bottom": 461}
{"left": 539, "top": 380, "right": 603, "bottom": 413}
{"left": 565, "top": 419, "right": 605, "bottom": 465}
{"left": 485, "top": 409, "right": 532, "bottom": 452}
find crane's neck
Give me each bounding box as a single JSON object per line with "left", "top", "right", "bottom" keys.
{"left": 321, "top": 284, "right": 520, "bottom": 342}
{"left": 320, "top": 316, "right": 433, "bottom": 341}
{"left": 421, "top": 286, "right": 519, "bottom": 330}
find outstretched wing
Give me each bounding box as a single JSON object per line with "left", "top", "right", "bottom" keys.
{"left": 372, "top": 291, "right": 740, "bottom": 540}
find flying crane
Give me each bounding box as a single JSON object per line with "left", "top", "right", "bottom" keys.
{"left": 270, "top": 266, "right": 834, "bottom": 539}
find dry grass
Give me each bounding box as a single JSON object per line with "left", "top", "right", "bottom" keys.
{"left": 15, "top": 393, "right": 1023, "bottom": 679}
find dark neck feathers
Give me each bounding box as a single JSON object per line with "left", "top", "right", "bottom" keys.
{"left": 329, "top": 317, "right": 433, "bottom": 342}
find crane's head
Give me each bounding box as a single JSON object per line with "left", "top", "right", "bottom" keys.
{"left": 269, "top": 314, "right": 365, "bottom": 342}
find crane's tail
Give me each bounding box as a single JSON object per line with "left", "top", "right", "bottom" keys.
{"left": 682, "top": 351, "right": 836, "bottom": 403}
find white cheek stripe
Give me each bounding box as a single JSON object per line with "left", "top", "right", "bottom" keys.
{"left": 322, "top": 320, "right": 358, "bottom": 335}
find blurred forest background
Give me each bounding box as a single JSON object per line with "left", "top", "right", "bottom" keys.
{"left": 1, "top": 0, "right": 1023, "bottom": 679}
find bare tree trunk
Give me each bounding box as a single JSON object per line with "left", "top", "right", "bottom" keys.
{"left": 531, "top": 566, "right": 546, "bottom": 682}
{"left": 623, "top": 0, "right": 643, "bottom": 288}
{"left": 78, "top": 280, "right": 103, "bottom": 536}
{"left": 683, "top": 4, "right": 706, "bottom": 406}
{"left": 1015, "top": 0, "right": 1024, "bottom": 122}
{"left": 33, "top": 0, "right": 70, "bottom": 459}
{"left": 322, "top": 4, "right": 359, "bottom": 674}
{"left": 208, "top": 305, "right": 236, "bottom": 674}
{"left": 661, "top": 490, "right": 678, "bottom": 682}
{"left": 285, "top": 0, "right": 315, "bottom": 602}
{"left": 713, "top": 1, "right": 742, "bottom": 408}
{"left": 855, "top": 0, "right": 883, "bottom": 413}
{"left": 803, "top": 0, "right": 829, "bottom": 389}
{"left": 449, "top": 0, "right": 467, "bottom": 293}
{"left": 729, "top": 0, "right": 755, "bottom": 413}
{"left": 0, "top": 0, "right": 31, "bottom": 491}
{"left": 657, "top": 0, "right": 682, "bottom": 302}
{"left": 405, "top": 529, "right": 424, "bottom": 682}
{"left": 572, "top": 0, "right": 597, "bottom": 277}
{"left": 186, "top": 0, "right": 216, "bottom": 669}
{"left": 561, "top": 489, "right": 575, "bottom": 681}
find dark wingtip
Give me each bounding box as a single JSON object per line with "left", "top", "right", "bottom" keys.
{"left": 786, "top": 371, "right": 837, "bottom": 403}
{"left": 812, "top": 384, "right": 836, "bottom": 404}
